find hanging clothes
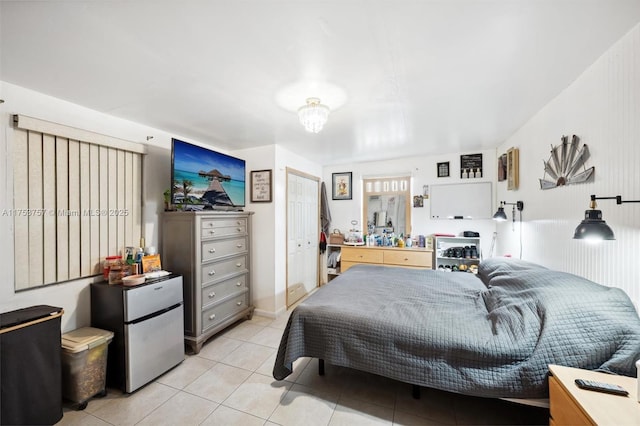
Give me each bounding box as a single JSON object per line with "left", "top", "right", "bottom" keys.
{"left": 320, "top": 181, "right": 332, "bottom": 235}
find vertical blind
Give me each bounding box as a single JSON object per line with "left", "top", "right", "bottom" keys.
{"left": 12, "top": 115, "right": 146, "bottom": 290}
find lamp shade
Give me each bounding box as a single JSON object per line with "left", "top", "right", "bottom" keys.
{"left": 573, "top": 209, "right": 615, "bottom": 240}
{"left": 492, "top": 207, "right": 507, "bottom": 221}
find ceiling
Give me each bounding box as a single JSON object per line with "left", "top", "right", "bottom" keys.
{"left": 2, "top": 1, "right": 640, "bottom": 166}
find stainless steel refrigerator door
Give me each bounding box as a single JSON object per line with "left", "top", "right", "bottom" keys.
{"left": 125, "top": 304, "right": 184, "bottom": 392}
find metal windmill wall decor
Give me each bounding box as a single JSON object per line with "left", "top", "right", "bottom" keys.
{"left": 539, "top": 135, "right": 595, "bottom": 190}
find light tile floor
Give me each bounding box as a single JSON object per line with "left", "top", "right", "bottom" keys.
{"left": 56, "top": 314, "right": 549, "bottom": 425}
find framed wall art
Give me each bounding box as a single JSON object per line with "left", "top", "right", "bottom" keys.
{"left": 250, "top": 169, "right": 272, "bottom": 202}
{"left": 498, "top": 153, "right": 507, "bottom": 182}
{"left": 437, "top": 162, "right": 450, "bottom": 178}
{"left": 507, "top": 148, "right": 519, "bottom": 190}
{"left": 460, "top": 153, "right": 483, "bottom": 179}
{"left": 332, "top": 172, "right": 352, "bottom": 200}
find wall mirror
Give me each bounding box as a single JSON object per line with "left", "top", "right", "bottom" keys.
{"left": 363, "top": 177, "right": 411, "bottom": 236}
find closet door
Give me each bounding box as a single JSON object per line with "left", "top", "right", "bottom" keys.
{"left": 286, "top": 170, "right": 319, "bottom": 306}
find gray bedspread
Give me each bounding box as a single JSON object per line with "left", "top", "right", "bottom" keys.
{"left": 273, "top": 259, "right": 640, "bottom": 398}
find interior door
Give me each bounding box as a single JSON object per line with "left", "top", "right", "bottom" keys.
{"left": 286, "top": 170, "right": 319, "bottom": 307}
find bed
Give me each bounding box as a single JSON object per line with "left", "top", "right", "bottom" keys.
{"left": 273, "top": 258, "right": 640, "bottom": 398}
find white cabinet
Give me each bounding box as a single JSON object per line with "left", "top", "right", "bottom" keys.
{"left": 433, "top": 236, "right": 481, "bottom": 271}
{"left": 162, "top": 211, "right": 254, "bottom": 354}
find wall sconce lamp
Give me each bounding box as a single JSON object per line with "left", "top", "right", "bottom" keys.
{"left": 493, "top": 201, "right": 524, "bottom": 222}
{"left": 573, "top": 194, "right": 640, "bottom": 240}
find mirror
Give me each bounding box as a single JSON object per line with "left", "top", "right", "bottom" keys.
{"left": 363, "top": 177, "right": 411, "bottom": 237}
{"left": 366, "top": 195, "right": 408, "bottom": 235}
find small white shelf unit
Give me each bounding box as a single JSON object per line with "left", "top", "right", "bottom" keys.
{"left": 433, "top": 235, "right": 481, "bottom": 271}
{"left": 326, "top": 244, "right": 342, "bottom": 281}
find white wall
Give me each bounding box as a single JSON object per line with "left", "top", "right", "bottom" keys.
{"left": 495, "top": 23, "right": 640, "bottom": 308}
{"left": 322, "top": 149, "right": 498, "bottom": 258}
{"left": 226, "top": 144, "right": 322, "bottom": 317}
{"left": 0, "top": 82, "right": 216, "bottom": 331}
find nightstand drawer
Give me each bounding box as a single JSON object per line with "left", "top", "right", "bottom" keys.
{"left": 549, "top": 375, "right": 593, "bottom": 425}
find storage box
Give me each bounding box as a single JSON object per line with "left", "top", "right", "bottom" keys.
{"left": 61, "top": 327, "right": 114, "bottom": 408}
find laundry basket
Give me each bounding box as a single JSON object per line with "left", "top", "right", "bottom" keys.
{"left": 61, "top": 327, "right": 114, "bottom": 410}
{"left": 1, "top": 305, "right": 64, "bottom": 425}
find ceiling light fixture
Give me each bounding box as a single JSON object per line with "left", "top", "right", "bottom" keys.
{"left": 573, "top": 194, "right": 640, "bottom": 241}
{"left": 298, "top": 97, "right": 330, "bottom": 133}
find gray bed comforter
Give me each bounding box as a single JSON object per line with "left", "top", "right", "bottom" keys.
{"left": 273, "top": 258, "right": 640, "bottom": 398}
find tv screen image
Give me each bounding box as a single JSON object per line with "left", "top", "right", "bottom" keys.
{"left": 171, "top": 138, "right": 246, "bottom": 210}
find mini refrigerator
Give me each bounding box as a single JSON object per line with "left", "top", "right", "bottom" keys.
{"left": 91, "top": 274, "right": 185, "bottom": 393}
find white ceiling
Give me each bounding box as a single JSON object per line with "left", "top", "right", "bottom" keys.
{"left": 2, "top": 1, "right": 640, "bottom": 165}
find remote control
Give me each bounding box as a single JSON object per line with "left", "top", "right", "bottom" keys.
{"left": 574, "top": 379, "right": 629, "bottom": 396}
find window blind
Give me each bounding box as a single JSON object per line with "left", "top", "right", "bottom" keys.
{"left": 11, "top": 115, "right": 146, "bottom": 290}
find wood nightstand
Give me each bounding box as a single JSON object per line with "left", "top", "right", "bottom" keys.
{"left": 548, "top": 364, "right": 640, "bottom": 425}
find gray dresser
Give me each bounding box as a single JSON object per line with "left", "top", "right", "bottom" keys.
{"left": 162, "top": 211, "right": 254, "bottom": 353}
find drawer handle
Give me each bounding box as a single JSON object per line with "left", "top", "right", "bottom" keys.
{"left": 236, "top": 244, "right": 243, "bottom": 248}
{"left": 237, "top": 221, "right": 241, "bottom": 225}
{"left": 236, "top": 301, "right": 242, "bottom": 306}
{"left": 209, "top": 230, "right": 215, "bottom": 234}
{"left": 404, "top": 258, "right": 409, "bottom": 261}
{"left": 209, "top": 248, "right": 216, "bottom": 253}
{"left": 208, "top": 292, "right": 216, "bottom": 298}
{"left": 208, "top": 270, "right": 216, "bottom": 276}
{"left": 236, "top": 262, "right": 242, "bottom": 267}
{"left": 209, "top": 314, "right": 216, "bottom": 320}
{"left": 236, "top": 282, "right": 242, "bottom": 287}
{"left": 237, "top": 227, "right": 242, "bottom": 232}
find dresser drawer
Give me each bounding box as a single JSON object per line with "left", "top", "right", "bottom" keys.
{"left": 202, "top": 255, "right": 248, "bottom": 284}
{"left": 201, "top": 293, "right": 249, "bottom": 332}
{"left": 341, "top": 247, "right": 383, "bottom": 263}
{"left": 201, "top": 219, "right": 247, "bottom": 239}
{"left": 202, "top": 237, "right": 247, "bottom": 262}
{"left": 201, "top": 274, "right": 248, "bottom": 308}
{"left": 383, "top": 250, "right": 431, "bottom": 268}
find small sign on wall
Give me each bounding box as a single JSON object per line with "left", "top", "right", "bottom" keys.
{"left": 460, "top": 153, "right": 483, "bottom": 179}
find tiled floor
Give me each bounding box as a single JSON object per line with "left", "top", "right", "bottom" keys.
{"left": 56, "top": 314, "right": 549, "bottom": 425}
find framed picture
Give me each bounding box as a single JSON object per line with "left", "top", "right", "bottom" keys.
{"left": 413, "top": 195, "right": 424, "bottom": 208}
{"left": 437, "top": 162, "right": 450, "bottom": 178}
{"left": 498, "top": 153, "right": 507, "bottom": 182}
{"left": 507, "top": 148, "right": 519, "bottom": 190}
{"left": 250, "top": 169, "right": 272, "bottom": 202}
{"left": 332, "top": 172, "right": 352, "bottom": 200}
{"left": 460, "top": 153, "right": 483, "bottom": 178}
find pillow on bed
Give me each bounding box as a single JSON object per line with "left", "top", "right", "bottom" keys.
{"left": 478, "top": 257, "right": 548, "bottom": 286}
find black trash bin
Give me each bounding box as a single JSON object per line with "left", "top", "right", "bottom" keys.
{"left": 0, "top": 305, "right": 64, "bottom": 425}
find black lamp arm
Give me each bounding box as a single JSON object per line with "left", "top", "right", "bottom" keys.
{"left": 500, "top": 200, "right": 524, "bottom": 211}
{"left": 590, "top": 194, "right": 640, "bottom": 206}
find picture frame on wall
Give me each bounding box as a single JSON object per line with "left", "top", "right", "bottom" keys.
{"left": 250, "top": 169, "right": 272, "bottom": 202}
{"left": 437, "top": 162, "right": 450, "bottom": 178}
{"left": 498, "top": 153, "right": 507, "bottom": 182}
{"left": 507, "top": 148, "right": 519, "bottom": 190}
{"left": 332, "top": 172, "right": 352, "bottom": 200}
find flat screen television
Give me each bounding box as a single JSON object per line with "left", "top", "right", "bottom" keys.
{"left": 171, "top": 138, "right": 246, "bottom": 211}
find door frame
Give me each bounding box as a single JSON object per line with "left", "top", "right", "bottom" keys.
{"left": 285, "top": 167, "right": 321, "bottom": 308}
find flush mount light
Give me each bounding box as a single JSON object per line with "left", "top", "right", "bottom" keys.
{"left": 297, "top": 97, "right": 330, "bottom": 133}
{"left": 573, "top": 194, "right": 640, "bottom": 241}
